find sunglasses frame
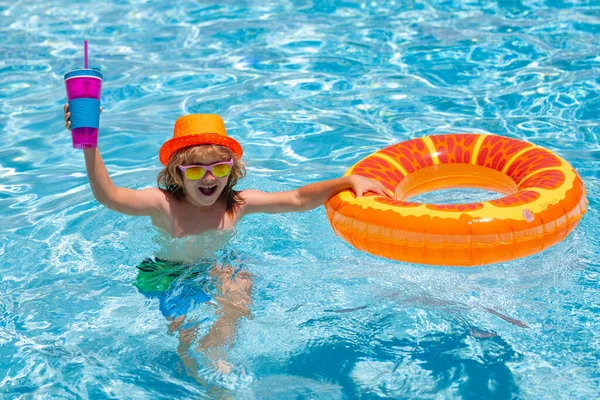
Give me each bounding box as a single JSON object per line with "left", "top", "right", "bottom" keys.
{"left": 178, "top": 159, "right": 234, "bottom": 181}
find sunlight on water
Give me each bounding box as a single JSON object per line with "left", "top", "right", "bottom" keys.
{"left": 408, "top": 188, "right": 503, "bottom": 204}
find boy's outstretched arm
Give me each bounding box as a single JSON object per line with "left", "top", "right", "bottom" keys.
{"left": 240, "top": 175, "right": 392, "bottom": 216}
{"left": 65, "top": 104, "right": 165, "bottom": 217}
{"left": 83, "top": 148, "right": 165, "bottom": 216}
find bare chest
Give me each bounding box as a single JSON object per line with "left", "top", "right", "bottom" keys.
{"left": 154, "top": 197, "right": 239, "bottom": 238}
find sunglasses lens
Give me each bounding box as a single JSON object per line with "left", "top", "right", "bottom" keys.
{"left": 212, "top": 163, "right": 232, "bottom": 178}
{"left": 185, "top": 167, "right": 206, "bottom": 180}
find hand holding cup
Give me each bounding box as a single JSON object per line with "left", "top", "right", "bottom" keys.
{"left": 64, "top": 103, "right": 102, "bottom": 131}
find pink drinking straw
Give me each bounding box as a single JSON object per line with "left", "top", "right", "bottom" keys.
{"left": 84, "top": 40, "right": 88, "bottom": 69}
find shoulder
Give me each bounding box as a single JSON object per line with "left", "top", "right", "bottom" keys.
{"left": 240, "top": 189, "right": 264, "bottom": 201}
{"left": 238, "top": 190, "right": 263, "bottom": 214}
{"left": 155, "top": 188, "right": 176, "bottom": 209}
{"left": 143, "top": 187, "right": 170, "bottom": 202}
{"left": 109, "top": 187, "right": 171, "bottom": 217}
{"left": 135, "top": 187, "right": 171, "bottom": 213}
{"left": 148, "top": 188, "right": 174, "bottom": 229}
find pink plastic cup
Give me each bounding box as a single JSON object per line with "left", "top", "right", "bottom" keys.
{"left": 64, "top": 68, "right": 103, "bottom": 148}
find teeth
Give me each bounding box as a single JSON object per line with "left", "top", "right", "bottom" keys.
{"left": 198, "top": 185, "right": 218, "bottom": 196}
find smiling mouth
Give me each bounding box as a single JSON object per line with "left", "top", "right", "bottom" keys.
{"left": 198, "top": 185, "right": 218, "bottom": 196}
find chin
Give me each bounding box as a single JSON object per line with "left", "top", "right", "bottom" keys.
{"left": 193, "top": 195, "right": 220, "bottom": 207}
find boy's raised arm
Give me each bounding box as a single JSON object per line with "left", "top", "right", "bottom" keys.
{"left": 83, "top": 148, "right": 165, "bottom": 217}
{"left": 240, "top": 175, "right": 392, "bottom": 216}
{"left": 65, "top": 104, "right": 165, "bottom": 217}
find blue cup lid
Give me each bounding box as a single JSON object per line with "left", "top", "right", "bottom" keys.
{"left": 64, "top": 68, "right": 103, "bottom": 80}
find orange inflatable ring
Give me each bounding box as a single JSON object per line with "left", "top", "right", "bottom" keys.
{"left": 325, "top": 134, "right": 587, "bottom": 266}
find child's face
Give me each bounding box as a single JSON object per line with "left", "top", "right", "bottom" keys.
{"left": 180, "top": 156, "right": 231, "bottom": 207}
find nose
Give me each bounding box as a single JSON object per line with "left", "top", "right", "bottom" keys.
{"left": 202, "top": 171, "right": 217, "bottom": 181}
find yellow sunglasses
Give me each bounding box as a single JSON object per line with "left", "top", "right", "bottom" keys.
{"left": 178, "top": 159, "right": 233, "bottom": 181}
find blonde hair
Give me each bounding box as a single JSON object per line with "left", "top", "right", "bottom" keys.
{"left": 157, "top": 145, "right": 246, "bottom": 214}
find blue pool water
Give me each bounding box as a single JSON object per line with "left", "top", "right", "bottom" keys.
{"left": 1, "top": 0, "right": 599, "bottom": 398}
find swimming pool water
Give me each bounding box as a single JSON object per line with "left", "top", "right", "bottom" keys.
{"left": 1, "top": 1, "right": 599, "bottom": 398}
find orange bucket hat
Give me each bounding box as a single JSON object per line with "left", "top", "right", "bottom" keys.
{"left": 159, "top": 114, "right": 243, "bottom": 166}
